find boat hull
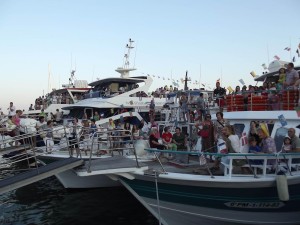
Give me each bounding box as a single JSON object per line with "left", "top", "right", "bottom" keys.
{"left": 38, "top": 155, "right": 120, "bottom": 188}
{"left": 120, "top": 173, "right": 300, "bottom": 225}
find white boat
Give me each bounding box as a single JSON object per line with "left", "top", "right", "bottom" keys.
{"left": 108, "top": 63, "right": 300, "bottom": 225}
{"left": 23, "top": 70, "right": 90, "bottom": 118}
{"left": 63, "top": 39, "right": 167, "bottom": 120}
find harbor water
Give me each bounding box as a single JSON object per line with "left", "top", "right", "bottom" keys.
{"left": 0, "top": 176, "right": 157, "bottom": 225}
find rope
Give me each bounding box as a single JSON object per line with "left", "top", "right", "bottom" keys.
{"left": 154, "top": 171, "right": 162, "bottom": 225}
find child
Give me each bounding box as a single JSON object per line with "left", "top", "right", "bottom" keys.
{"left": 248, "top": 136, "right": 262, "bottom": 165}
{"left": 281, "top": 137, "right": 292, "bottom": 152}
{"left": 277, "top": 68, "right": 286, "bottom": 90}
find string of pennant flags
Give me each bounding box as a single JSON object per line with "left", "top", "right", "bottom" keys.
{"left": 261, "top": 42, "right": 300, "bottom": 69}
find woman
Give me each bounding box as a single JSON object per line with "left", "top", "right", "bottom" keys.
{"left": 214, "top": 112, "right": 230, "bottom": 141}
{"left": 198, "top": 114, "right": 214, "bottom": 159}
{"left": 131, "top": 124, "right": 140, "bottom": 140}
{"left": 248, "top": 121, "right": 260, "bottom": 145}
{"left": 234, "top": 86, "right": 242, "bottom": 95}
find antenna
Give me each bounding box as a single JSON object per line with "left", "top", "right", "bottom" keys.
{"left": 133, "top": 40, "right": 138, "bottom": 68}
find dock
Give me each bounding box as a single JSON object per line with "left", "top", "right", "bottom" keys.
{"left": 0, "top": 157, "right": 84, "bottom": 194}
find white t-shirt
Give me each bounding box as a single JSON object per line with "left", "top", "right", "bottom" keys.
{"left": 8, "top": 105, "right": 16, "bottom": 116}
{"left": 228, "top": 134, "right": 241, "bottom": 153}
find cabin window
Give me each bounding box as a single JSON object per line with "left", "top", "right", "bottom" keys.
{"left": 233, "top": 124, "right": 245, "bottom": 138}
{"left": 274, "top": 127, "right": 287, "bottom": 151}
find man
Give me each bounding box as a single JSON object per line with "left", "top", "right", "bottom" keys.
{"left": 8, "top": 102, "right": 16, "bottom": 116}
{"left": 55, "top": 109, "right": 62, "bottom": 124}
{"left": 39, "top": 109, "right": 47, "bottom": 118}
{"left": 284, "top": 63, "right": 299, "bottom": 88}
{"left": 213, "top": 82, "right": 226, "bottom": 111}
{"left": 288, "top": 128, "right": 300, "bottom": 152}
{"left": 196, "top": 93, "right": 206, "bottom": 120}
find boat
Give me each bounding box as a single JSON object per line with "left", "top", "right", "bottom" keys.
{"left": 109, "top": 61, "right": 300, "bottom": 225}
{"left": 62, "top": 39, "right": 167, "bottom": 121}
{"left": 23, "top": 70, "right": 90, "bottom": 118}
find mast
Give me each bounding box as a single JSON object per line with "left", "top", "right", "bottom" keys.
{"left": 184, "top": 70, "right": 190, "bottom": 91}
{"left": 115, "top": 38, "right": 136, "bottom": 78}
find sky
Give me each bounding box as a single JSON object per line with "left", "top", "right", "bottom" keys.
{"left": 0, "top": 0, "right": 299, "bottom": 111}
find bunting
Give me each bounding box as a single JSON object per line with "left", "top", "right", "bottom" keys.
{"left": 293, "top": 56, "right": 296, "bottom": 62}
{"left": 216, "top": 78, "right": 220, "bottom": 83}
{"left": 201, "top": 83, "right": 205, "bottom": 87}
{"left": 284, "top": 47, "right": 291, "bottom": 51}
{"left": 250, "top": 71, "right": 256, "bottom": 78}
{"left": 239, "top": 79, "right": 245, "bottom": 85}
{"left": 227, "top": 86, "right": 234, "bottom": 93}
{"left": 274, "top": 55, "right": 280, "bottom": 60}
{"left": 297, "top": 49, "right": 300, "bottom": 57}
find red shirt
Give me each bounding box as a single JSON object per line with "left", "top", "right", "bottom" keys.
{"left": 162, "top": 132, "right": 173, "bottom": 143}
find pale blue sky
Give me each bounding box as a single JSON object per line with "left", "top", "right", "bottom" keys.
{"left": 0, "top": 0, "right": 299, "bottom": 111}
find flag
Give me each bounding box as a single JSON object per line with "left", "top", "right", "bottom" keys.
{"left": 239, "top": 79, "right": 245, "bottom": 85}
{"left": 250, "top": 71, "right": 256, "bottom": 77}
{"left": 261, "top": 63, "right": 267, "bottom": 70}
{"left": 293, "top": 56, "right": 296, "bottom": 62}
{"left": 152, "top": 75, "right": 155, "bottom": 77}
{"left": 278, "top": 114, "right": 287, "bottom": 127}
{"left": 158, "top": 76, "right": 160, "bottom": 78}
{"left": 201, "top": 83, "right": 205, "bottom": 87}
{"left": 227, "top": 86, "right": 234, "bottom": 93}
{"left": 284, "top": 47, "right": 291, "bottom": 51}
{"left": 297, "top": 49, "right": 300, "bottom": 57}
{"left": 274, "top": 55, "right": 280, "bottom": 60}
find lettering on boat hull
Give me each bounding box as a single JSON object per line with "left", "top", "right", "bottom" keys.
{"left": 224, "top": 202, "right": 285, "bottom": 209}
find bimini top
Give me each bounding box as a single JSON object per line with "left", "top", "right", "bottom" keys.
{"left": 89, "top": 76, "right": 148, "bottom": 87}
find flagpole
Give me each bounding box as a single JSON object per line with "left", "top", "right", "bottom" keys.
{"left": 199, "top": 64, "right": 201, "bottom": 89}
{"left": 289, "top": 37, "right": 292, "bottom": 61}
{"left": 267, "top": 44, "right": 270, "bottom": 64}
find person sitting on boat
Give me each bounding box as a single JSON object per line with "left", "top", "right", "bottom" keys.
{"left": 284, "top": 63, "right": 299, "bottom": 89}
{"left": 162, "top": 127, "right": 177, "bottom": 151}
{"left": 281, "top": 137, "right": 292, "bottom": 152}
{"left": 248, "top": 136, "right": 263, "bottom": 165}
{"left": 55, "top": 109, "right": 63, "bottom": 125}
{"left": 257, "top": 125, "right": 276, "bottom": 154}
{"left": 248, "top": 121, "right": 261, "bottom": 145}
{"left": 288, "top": 128, "right": 300, "bottom": 152}
{"left": 172, "top": 127, "right": 187, "bottom": 151}
{"left": 149, "top": 127, "right": 165, "bottom": 150}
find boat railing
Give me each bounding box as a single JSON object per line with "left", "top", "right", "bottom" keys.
{"left": 144, "top": 148, "right": 300, "bottom": 178}
{"left": 224, "top": 88, "right": 299, "bottom": 112}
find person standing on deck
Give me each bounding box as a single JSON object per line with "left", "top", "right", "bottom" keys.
{"left": 213, "top": 82, "right": 226, "bottom": 112}
{"left": 8, "top": 102, "right": 16, "bottom": 116}
{"left": 55, "top": 109, "right": 62, "bottom": 125}
{"left": 284, "top": 63, "right": 299, "bottom": 88}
